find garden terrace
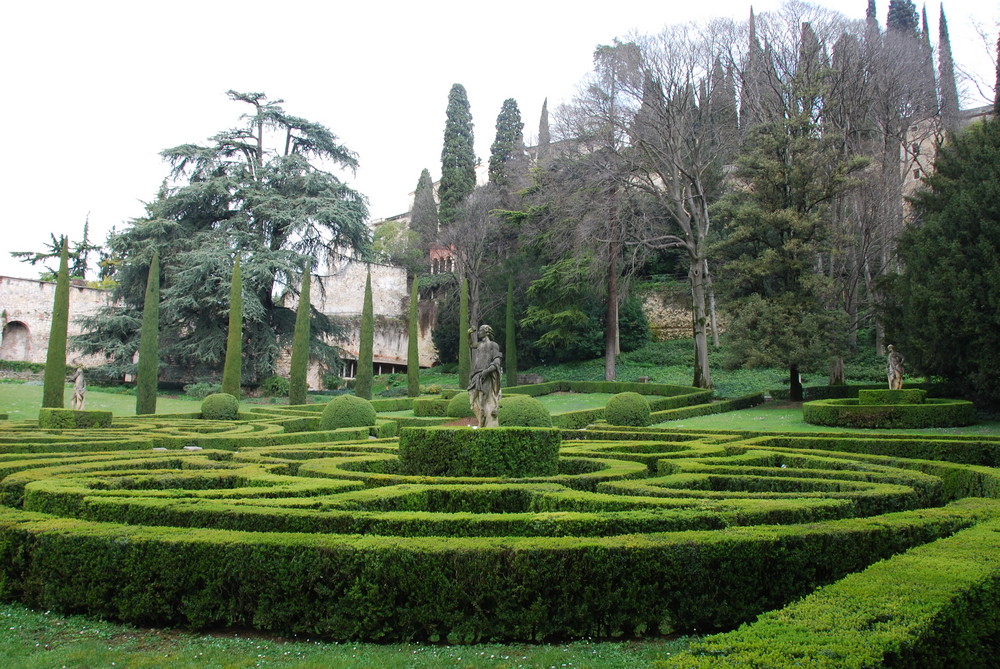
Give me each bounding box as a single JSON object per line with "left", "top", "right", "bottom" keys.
{"left": 0, "top": 394, "right": 997, "bottom": 661}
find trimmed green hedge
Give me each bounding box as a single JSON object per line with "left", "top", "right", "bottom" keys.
{"left": 202, "top": 393, "right": 239, "bottom": 420}
{"left": 412, "top": 398, "right": 449, "bottom": 417}
{"left": 497, "top": 395, "right": 552, "bottom": 427}
{"left": 858, "top": 389, "right": 927, "bottom": 405}
{"left": 38, "top": 409, "right": 113, "bottom": 429}
{"left": 446, "top": 393, "right": 473, "bottom": 418}
{"left": 770, "top": 382, "right": 948, "bottom": 401}
{"left": 650, "top": 393, "right": 766, "bottom": 424}
{"left": 320, "top": 395, "right": 377, "bottom": 430}
{"left": 803, "top": 398, "right": 976, "bottom": 429}
{"left": 397, "top": 426, "right": 561, "bottom": 477}
{"left": 663, "top": 517, "right": 1000, "bottom": 668}
{"left": 605, "top": 392, "right": 651, "bottom": 427}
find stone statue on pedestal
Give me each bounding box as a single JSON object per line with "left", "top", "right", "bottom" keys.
{"left": 71, "top": 365, "right": 86, "bottom": 410}
{"left": 468, "top": 324, "right": 503, "bottom": 427}
{"left": 887, "top": 345, "right": 905, "bottom": 390}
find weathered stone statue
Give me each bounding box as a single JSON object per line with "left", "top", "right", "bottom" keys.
{"left": 467, "top": 324, "right": 503, "bottom": 427}
{"left": 71, "top": 365, "right": 86, "bottom": 410}
{"left": 886, "top": 345, "right": 905, "bottom": 390}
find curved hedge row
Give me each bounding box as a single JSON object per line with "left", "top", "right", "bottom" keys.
{"left": 0, "top": 400, "right": 999, "bottom": 653}
{"left": 803, "top": 398, "right": 976, "bottom": 429}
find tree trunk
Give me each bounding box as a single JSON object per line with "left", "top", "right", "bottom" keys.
{"left": 789, "top": 363, "right": 803, "bottom": 402}
{"left": 829, "top": 356, "right": 846, "bottom": 385}
{"left": 704, "top": 259, "right": 720, "bottom": 348}
{"left": 690, "top": 255, "right": 712, "bottom": 388}
{"left": 605, "top": 195, "right": 618, "bottom": 382}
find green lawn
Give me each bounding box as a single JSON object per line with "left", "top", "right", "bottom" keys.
{"left": 0, "top": 602, "right": 691, "bottom": 669}
{"left": 0, "top": 383, "right": 202, "bottom": 421}
{"left": 656, "top": 400, "right": 1000, "bottom": 436}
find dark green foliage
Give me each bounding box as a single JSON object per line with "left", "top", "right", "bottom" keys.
{"left": 355, "top": 269, "right": 374, "bottom": 400}
{"left": 74, "top": 92, "right": 369, "bottom": 384}
{"left": 488, "top": 98, "right": 526, "bottom": 190}
{"left": 12, "top": 222, "right": 101, "bottom": 281}
{"left": 201, "top": 393, "right": 240, "bottom": 420}
{"left": 884, "top": 118, "right": 1000, "bottom": 408}
{"left": 803, "top": 398, "right": 976, "bottom": 429}
{"left": 446, "top": 392, "right": 474, "bottom": 418}
{"left": 397, "top": 426, "right": 561, "bottom": 477}
{"left": 221, "top": 257, "right": 242, "bottom": 399}
{"left": 858, "top": 389, "right": 926, "bottom": 405}
{"left": 605, "top": 392, "right": 651, "bottom": 427}
{"left": 505, "top": 276, "right": 517, "bottom": 387}
{"left": 938, "top": 7, "right": 960, "bottom": 127}
{"left": 769, "top": 381, "right": 947, "bottom": 401}
{"left": 410, "top": 168, "right": 439, "bottom": 251}
{"left": 458, "top": 278, "right": 470, "bottom": 388}
{"left": 183, "top": 382, "right": 223, "bottom": 399}
{"left": 886, "top": 0, "right": 919, "bottom": 34}
{"left": 537, "top": 98, "right": 550, "bottom": 160}
{"left": 439, "top": 84, "right": 476, "bottom": 226}
{"left": 429, "top": 282, "right": 459, "bottom": 364}
{"left": 37, "top": 409, "right": 112, "bottom": 429}
{"left": 412, "top": 397, "right": 450, "bottom": 417}
{"left": 260, "top": 376, "right": 290, "bottom": 397}
{"left": 288, "top": 269, "right": 311, "bottom": 405}
{"left": 41, "top": 238, "right": 70, "bottom": 409}
{"left": 135, "top": 250, "right": 160, "bottom": 415}
{"left": 497, "top": 395, "right": 552, "bottom": 427}
{"left": 407, "top": 279, "right": 420, "bottom": 397}
{"left": 320, "top": 395, "right": 376, "bottom": 430}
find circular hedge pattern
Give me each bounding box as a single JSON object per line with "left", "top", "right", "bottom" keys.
{"left": 802, "top": 397, "right": 976, "bottom": 429}
{"left": 320, "top": 394, "right": 377, "bottom": 429}
{"left": 0, "top": 401, "right": 998, "bottom": 646}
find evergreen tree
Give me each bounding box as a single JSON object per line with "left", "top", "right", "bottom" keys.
{"left": 407, "top": 278, "right": 420, "bottom": 397}
{"left": 221, "top": 256, "right": 243, "bottom": 399}
{"left": 410, "top": 168, "right": 439, "bottom": 252}
{"left": 439, "top": 84, "right": 476, "bottom": 226}
{"left": 538, "top": 98, "right": 551, "bottom": 161}
{"left": 885, "top": 117, "right": 1000, "bottom": 406}
{"left": 995, "top": 32, "right": 1000, "bottom": 116}
{"left": 41, "top": 237, "right": 70, "bottom": 408}
{"left": 288, "top": 266, "right": 311, "bottom": 405}
{"left": 505, "top": 275, "right": 517, "bottom": 387}
{"left": 886, "top": 0, "right": 918, "bottom": 34}
{"left": 458, "top": 278, "right": 470, "bottom": 388}
{"left": 488, "top": 98, "right": 527, "bottom": 191}
{"left": 866, "top": 0, "right": 877, "bottom": 22}
{"left": 356, "top": 269, "right": 374, "bottom": 400}
{"left": 938, "top": 7, "right": 960, "bottom": 131}
{"left": 135, "top": 249, "right": 160, "bottom": 415}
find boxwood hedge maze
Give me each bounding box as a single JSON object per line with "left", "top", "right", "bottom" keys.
{"left": 1, "top": 383, "right": 998, "bottom": 666}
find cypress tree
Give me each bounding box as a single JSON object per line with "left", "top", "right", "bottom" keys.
{"left": 356, "top": 268, "right": 374, "bottom": 400}
{"left": 135, "top": 249, "right": 160, "bottom": 415}
{"left": 288, "top": 266, "right": 311, "bottom": 405}
{"left": 537, "top": 98, "right": 550, "bottom": 161}
{"left": 886, "top": 0, "right": 918, "bottom": 35}
{"left": 505, "top": 276, "right": 517, "bottom": 387}
{"left": 439, "top": 84, "right": 476, "bottom": 226}
{"left": 938, "top": 7, "right": 960, "bottom": 130}
{"left": 407, "top": 278, "right": 420, "bottom": 397}
{"left": 221, "top": 256, "right": 243, "bottom": 399}
{"left": 410, "top": 168, "right": 439, "bottom": 252}
{"left": 489, "top": 98, "right": 526, "bottom": 189}
{"left": 458, "top": 278, "right": 470, "bottom": 388}
{"left": 41, "top": 237, "right": 70, "bottom": 408}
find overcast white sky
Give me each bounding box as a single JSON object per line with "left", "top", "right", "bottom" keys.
{"left": 1, "top": 0, "right": 996, "bottom": 279}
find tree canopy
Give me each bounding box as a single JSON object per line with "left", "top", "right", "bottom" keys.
{"left": 439, "top": 84, "right": 476, "bottom": 227}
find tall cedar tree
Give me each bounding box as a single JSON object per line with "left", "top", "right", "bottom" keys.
{"left": 288, "top": 267, "right": 311, "bottom": 405}
{"left": 937, "top": 7, "right": 960, "bottom": 131}
{"left": 74, "top": 91, "right": 369, "bottom": 383}
{"left": 439, "top": 84, "right": 476, "bottom": 226}
{"left": 355, "top": 269, "right": 374, "bottom": 400}
{"left": 407, "top": 278, "right": 420, "bottom": 397}
{"left": 458, "top": 278, "right": 470, "bottom": 388}
{"left": 410, "top": 168, "right": 439, "bottom": 252}
{"left": 135, "top": 250, "right": 160, "bottom": 415}
{"left": 505, "top": 275, "right": 517, "bottom": 387}
{"left": 221, "top": 257, "right": 243, "bottom": 398}
{"left": 884, "top": 118, "right": 1000, "bottom": 406}
{"left": 488, "top": 98, "right": 526, "bottom": 190}
{"left": 886, "top": 0, "right": 918, "bottom": 34}
{"left": 41, "top": 237, "right": 70, "bottom": 408}
{"left": 537, "top": 98, "right": 551, "bottom": 161}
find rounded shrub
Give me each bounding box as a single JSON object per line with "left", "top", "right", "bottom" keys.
{"left": 498, "top": 395, "right": 552, "bottom": 427}
{"left": 605, "top": 392, "right": 651, "bottom": 427}
{"left": 446, "top": 392, "right": 474, "bottom": 418}
{"left": 259, "top": 375, "right": 290, "bottom": 397}
{"left": 320, "top": 395, "right": 377, "bottom": 430}
{"left": 202, "top": 393, "right": 240, "bottom": 420}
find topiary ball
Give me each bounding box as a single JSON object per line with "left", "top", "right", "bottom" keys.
{"left": 202, "top": 393, "right": 240, "bottom": 420}
{"left": 320, "top": 394, "right": 377, "bottom": 430}
{"left": 605, "top": 391, "right": 650, "bottom": 427}
{"left": 498, "top": 394, "right": 552, "bottom": 427}
{"left": 446, "top": 392, "right": 474, "bottom": 418}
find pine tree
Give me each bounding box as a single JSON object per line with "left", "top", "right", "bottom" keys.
{"left": 458, "top": 278, "right": 470, "bottom": 388}
{"left": 41, "top": 237, "right": 70, "bottom": 408}
{"left": 537, "top": 98, "right": 551, "bottom": 161}
{"left": 135, "top": 249, "right": 160, "bottom": 415}
{"left": 407, "top": 278, "right": 420, "bottom": 397}
{"left": 489, "top": 98, "right": 526, "bottom": 190}
{"left": 886, "top": 0, "right": 918, "bottom": 35}
{"left": 938, "top": 7, "right": 960, "bottom": 131}
{"left": 221, "top": 256, "right": 243, "bottom": 399}
{"left": 439, "top": 84, "right": 476, "bottom": 226}
{"left": 410, "top": 168, "right": 439, "bottom": 252}
{"left": 356, "top": 268, "right": 374, "bottom": 400}
{"left": 505, "top": 276, "right": 517, "bottom": 387}
{"left": 288, "top": 266, "right": 311, "bottom": 405}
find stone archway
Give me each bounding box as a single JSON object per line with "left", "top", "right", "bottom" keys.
{"left": 0, "top": 321, "right": 31, "bottom": 361}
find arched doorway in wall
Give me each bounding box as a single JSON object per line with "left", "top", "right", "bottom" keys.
{"left": 0, "top": 321, "right": 31, "bottom": 360}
